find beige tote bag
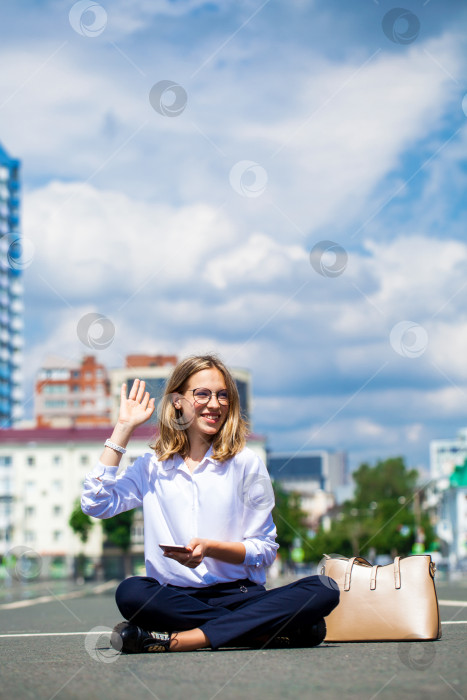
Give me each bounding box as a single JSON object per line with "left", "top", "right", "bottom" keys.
{"left": 320, "top": 554, "right": 442, "bottom": 641}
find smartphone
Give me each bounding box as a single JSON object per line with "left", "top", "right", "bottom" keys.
{"left": 159, "top": 543, "right": 191, "bottom": 553}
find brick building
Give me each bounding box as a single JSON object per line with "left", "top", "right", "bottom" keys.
{"left": 35, "top": 355, "right": 111, "bottom": 428}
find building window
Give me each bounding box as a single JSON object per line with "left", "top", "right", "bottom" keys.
{"left": 52, "top": 455, "right": 62, "bottom": 466}
{"left": 27, "top": 456, "right": 35, "bottom": 466}
{"left": 52, "top": 480, "right": 62, "bottom": 492}
{"left": 44, "top": 384, "right": 67, "bottom": 394}
{"left": 43, "top": 369, "right": 70, "bottom": 380}
{"left": 80, "top": 455, "right": 89, "bottom": 465}
{"left": 26, "top": 481, "right": 36, "bottom": 492}
{"left": 0, "top": 456, "right": 12, "bottom": 466}
{"left": 53, "top": 505, "right": 62, "bottom": 517}
{"left": 25, "top": 506, "right": 35, "bottom": 517}
{"left": 25, "top": 530, "right": 35, "bottom": 543}
{"left": 53, "top": 530, "right": 62, "bottom": 542}
{"left": 1, "top": 502, "right": 12, "bottom": 517}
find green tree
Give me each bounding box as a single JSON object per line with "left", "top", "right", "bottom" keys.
{"left": 69, "top": 500, "right": 94, "bottom": 544}
{"left": 68, "top": 499, "right": 94, "bottom": 580}
{"left": 308, "top": 457, "right": 435, "bottom": 560}
{"left": 101, "top": 510, "right": 134, "bottom": 577}
{"left": 272, "top": 481, "right": 309, "bottom": 560}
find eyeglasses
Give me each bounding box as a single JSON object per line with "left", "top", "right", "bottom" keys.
{"left": 188, "top": 388, "right": 229, "bottom": 405}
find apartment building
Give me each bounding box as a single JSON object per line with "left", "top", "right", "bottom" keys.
{"left": 35, "top": 355, "right": 112, "bottom": 428}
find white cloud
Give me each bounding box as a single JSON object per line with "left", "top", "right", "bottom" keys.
{"left": 204, "top": 232, "right": 306, "bottom": 289}
{"left": 362, "top": 236, "right": 467, "bottom": 318}
{"left": 0, "top": 30, "right": 463, "bottom": 232}
{"left": 22, "top": 181, "right": 467, "bottom": 394}
{"left": 23, "top": 181, "right": 237, "bottom": 299}
{"left": 229, "top": 36, "right": 464, "bottom": 233}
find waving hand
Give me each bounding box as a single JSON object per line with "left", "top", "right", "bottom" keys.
{"left": 118, "top": 379, "right": 156, "bottom": 429}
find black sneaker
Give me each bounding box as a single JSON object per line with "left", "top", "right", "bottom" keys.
{"left": 236, "top": 620, "right": 324, "bottom": 650}
{"left": 289, "top": 619, "right": 327, "bottom": 648}
{"left": 111, "top": 622, "right": 171, "bottom": 654}
{"left": 252, "top": 619, "right": 326, "bottom": 649}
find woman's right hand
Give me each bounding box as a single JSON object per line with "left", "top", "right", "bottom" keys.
{"left": 118, "top": 379, "right": 156, "bottom": 430}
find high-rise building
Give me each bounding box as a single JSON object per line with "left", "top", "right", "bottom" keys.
{"left": 35, "top": 355, "right": 112, "bottom": 428}
{"left": 0, "top": 142, "right": 23, "bottom": 428}
{"left": 267, "top": 451, "right": 350, "bottom": 530}
{"left": 267, "top": 451, "right": 348, "bottom": 494}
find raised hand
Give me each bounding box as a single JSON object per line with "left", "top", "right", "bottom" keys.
{"left": 118, "top": 379, "right": 156, "bottom": 429}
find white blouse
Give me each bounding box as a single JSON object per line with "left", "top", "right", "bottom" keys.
{"left": 81, "top": 445, "right": 279, "bottom": 587}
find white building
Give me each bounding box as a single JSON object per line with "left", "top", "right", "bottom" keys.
{"left": 429, "top": 427, "right": 467, "bottom": 570}
{"left": 430, "top": 427, "right": 467, "bottom": 481}
{"left": 437, "top": 462, "right": 467, "bottom": 567}
{"left": 0, "top": 426, "right": 267, "bottom": 578}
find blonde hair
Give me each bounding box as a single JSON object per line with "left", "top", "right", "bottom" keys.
{"left": 152, "top": 354, "right": 248, "bottom": 462}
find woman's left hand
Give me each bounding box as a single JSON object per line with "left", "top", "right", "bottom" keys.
{"left": 163, "top": 538, "right": 209, "bottom": 568}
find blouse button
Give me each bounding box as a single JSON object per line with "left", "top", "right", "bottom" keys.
{"left": 240, "top": 585, "right": 248, "bottom": 593}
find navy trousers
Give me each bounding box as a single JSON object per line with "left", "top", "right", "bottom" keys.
{"left": 115, "top": 575, "right": 340, "bottom": 650}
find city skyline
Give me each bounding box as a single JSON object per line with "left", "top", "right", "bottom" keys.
{"left": 1, "top": 0, "right": 467, "bottom": 471}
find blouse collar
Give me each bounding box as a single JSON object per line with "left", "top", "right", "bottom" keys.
{"left": 159, "top": 445, "right": 218, "bottom": 471}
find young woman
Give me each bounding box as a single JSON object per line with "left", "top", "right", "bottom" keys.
{"left": 81, "top": 354, "right": 339, "bottom": 653}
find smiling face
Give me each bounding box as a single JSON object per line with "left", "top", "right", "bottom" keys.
{"left": 181, "top": 367, "right": 230, "bottom": 444}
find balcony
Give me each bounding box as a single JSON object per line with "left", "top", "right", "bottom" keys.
{"left": 10, "top": 281, "right": 23, "bottom": 296}
{"left": 11, "top": 300, "right": 24, "bottom": 313}
{"left": 11, "top": 334, "right": 23, "bottom": 349}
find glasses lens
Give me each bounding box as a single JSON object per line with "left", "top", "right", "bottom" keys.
{"left": 217, "top": 391, "right": 229, "bottom": 405}
{"left": 193, "top": 389, "right": 211, "bottom": 404}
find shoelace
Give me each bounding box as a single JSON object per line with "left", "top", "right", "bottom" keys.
{"left": 145, "top": 631, "right": 171, "bottom": 652}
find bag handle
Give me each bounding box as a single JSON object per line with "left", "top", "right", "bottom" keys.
{"left": 344, "top": 556, "right": 372, "bottom": 591}
{"left": 344, "top": 555, "right": 426, "bottom": 592}
{"left": 394, "top": 555, "right": 401, "bottom": 589}
{"left": 370, "top": 565, "right": 379, "bottom": 590}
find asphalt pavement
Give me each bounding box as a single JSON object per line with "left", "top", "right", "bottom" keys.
{"left": 0, "top": 577, "right": 466, "bottom": 700}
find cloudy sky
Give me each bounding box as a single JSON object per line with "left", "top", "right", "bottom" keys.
{"left": 1, "top": 0, "right": 467, "bottom": 473}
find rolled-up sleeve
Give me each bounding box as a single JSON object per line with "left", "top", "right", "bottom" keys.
{"left": 81, "top": 457, "right": 145, "bottom": 519}
{"left": 240, "top": 456, "right": 279, "bottom": 569}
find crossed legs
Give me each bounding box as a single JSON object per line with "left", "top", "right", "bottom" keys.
{"left": 115, "top": 575, "right": 340, "bottom": 651}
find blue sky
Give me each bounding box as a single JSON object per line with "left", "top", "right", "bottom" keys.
{"left": 1, "top": 0, "right": 467, "bottom": 473}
